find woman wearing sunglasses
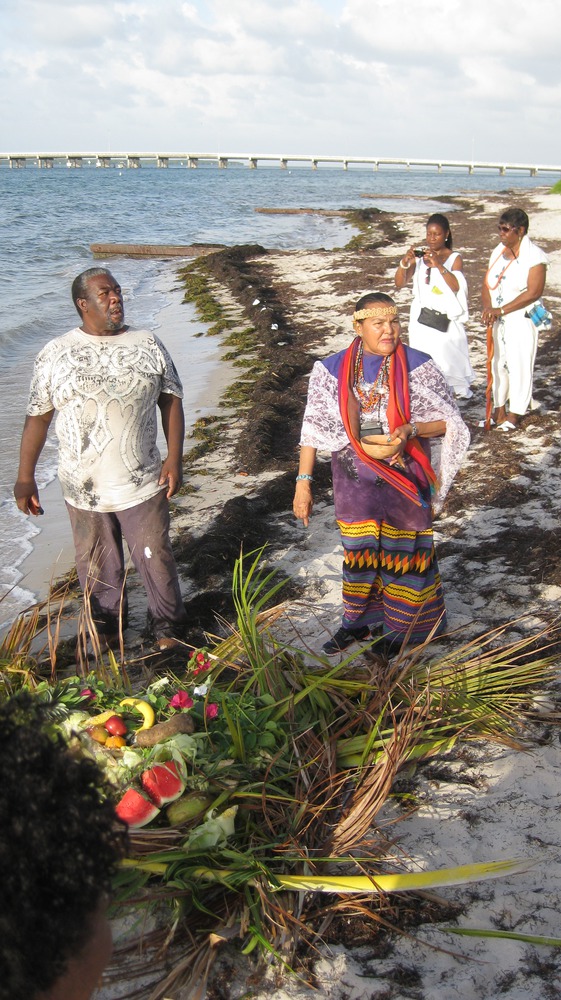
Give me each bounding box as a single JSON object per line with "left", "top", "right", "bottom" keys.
{"left": 481, "top": 207, "right": 548, "bottom": 431}
{"left": 395, "top": 213, "right": 474, "bottom": 399}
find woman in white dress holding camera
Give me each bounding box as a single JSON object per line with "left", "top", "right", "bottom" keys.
{"left": 395, "top": 213, "right": 474, "bottom": 399}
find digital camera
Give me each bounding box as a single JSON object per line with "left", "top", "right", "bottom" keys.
{"left": 414, "top": 247, "right": 429, "bottom": 258}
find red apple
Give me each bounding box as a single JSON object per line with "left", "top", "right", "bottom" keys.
{"left": 105, "top": 715, "right": 127, "bottom": 736}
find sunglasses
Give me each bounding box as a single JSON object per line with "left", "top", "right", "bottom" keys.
{"left": 498, "top": 224, "right": 516, "bottom": 233}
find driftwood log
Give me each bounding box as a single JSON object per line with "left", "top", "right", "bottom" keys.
{"left": 90, "top": 242, "right": 223, "bottom": 258}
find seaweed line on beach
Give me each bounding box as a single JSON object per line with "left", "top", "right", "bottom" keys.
{"left": 18, "top": 189, "right": 561, "bottom": 1000}
{"left": 165, "top": 192, "right": 561, "bottom": 660}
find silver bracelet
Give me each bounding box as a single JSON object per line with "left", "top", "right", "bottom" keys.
{"left": 409, "top": 422, "right": 418, "bottom": 439}
{"left": 296, "top": 473, "right": 313, "bottom": 482}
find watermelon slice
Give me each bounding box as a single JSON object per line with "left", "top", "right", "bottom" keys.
{"left": 141, "top": 760, "right": 185, "bottom": 807}
{"left": 116, "top": 787, "right": 160, "bottom": 829}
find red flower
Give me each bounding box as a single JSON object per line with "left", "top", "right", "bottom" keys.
{"left": 205, "top": 703, "right": 219, "bottom": 719}
{"left": 169, "top": 691, "right": 194, "bottom": 710}
{"left": 80, "top": 688, "right": 96, "bottom": 700}
{"left": 193, "top": 657, "right": 211, "bottom": 675}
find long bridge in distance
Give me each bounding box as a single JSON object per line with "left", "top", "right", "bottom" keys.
{"left": 1, "top": 151, "right": 561, "bottom": 176}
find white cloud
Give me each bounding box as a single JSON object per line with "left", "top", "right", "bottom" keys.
{"left": 0, "top": 0, "right": 560, "bottom": 161}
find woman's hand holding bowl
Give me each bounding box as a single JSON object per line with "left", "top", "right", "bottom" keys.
{"left": 361, "top": 427, "right": 407, "bottom": 468}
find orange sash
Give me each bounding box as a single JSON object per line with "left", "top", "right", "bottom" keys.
{"left": 338, "top": 338, "right": 436, "bottom": 508}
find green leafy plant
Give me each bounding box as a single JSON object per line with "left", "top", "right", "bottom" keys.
{"left": 1, "top": 550, "right": 558, "bottom": 1000}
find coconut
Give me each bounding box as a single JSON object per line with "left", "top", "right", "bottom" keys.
{"left": 140, "top": 760, "right": 186, "bottom": 807}
{"left": 115, "top": 787, "right": 160, "bottom": 829}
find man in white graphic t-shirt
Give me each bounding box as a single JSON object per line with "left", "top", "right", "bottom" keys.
{"left": 14, "top": 268, "right": 188, "bottom": 652}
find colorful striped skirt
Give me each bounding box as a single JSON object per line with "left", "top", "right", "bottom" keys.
{"left": 332, "top": 445, "right": 446, "bottom": 641}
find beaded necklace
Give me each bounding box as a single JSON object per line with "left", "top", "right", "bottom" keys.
{"left": 353, "top": 342, "right": 390, "bottom": 416}
{"left": 485, "top": 247, "right": 519, "bottom": 291}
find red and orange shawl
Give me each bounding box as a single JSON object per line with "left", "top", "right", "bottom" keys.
{"left": 338, "top": 337, "right": 437, "bottom": 508}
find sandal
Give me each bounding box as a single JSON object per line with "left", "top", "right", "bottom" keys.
{"left": 477, "top": 418, "right": 496, "bottom": 428}
{"left": 495, "top": 420, "right": 518, "bottom": 432}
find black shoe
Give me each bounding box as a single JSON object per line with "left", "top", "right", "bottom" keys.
{"left": 374, "top": 635, "right": 405, "bottom": 658}
{"left": 322, "top": 625, "right": 370, "bottom": 656}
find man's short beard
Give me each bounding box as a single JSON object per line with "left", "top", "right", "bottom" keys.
{"left": 106, "top": 314, "right": 124, "bottom": 331}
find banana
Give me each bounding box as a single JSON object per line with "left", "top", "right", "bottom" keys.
{"left": 120, "top": 697, "right": 155, "bottom": 730}
{"left": 87, "top": 709, "right": 116, "bottom": 727}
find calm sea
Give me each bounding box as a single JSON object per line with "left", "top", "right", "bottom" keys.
{"left": 0, "top": 163, "right": 550, "bottom": 625}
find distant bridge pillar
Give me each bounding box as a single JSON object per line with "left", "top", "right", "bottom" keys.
{"left": 311, "top": 159, "right": 318, "bottom": 170}
{"left": 530, "top": 167, "right": 537, "bottom": 177}
{"left": 97, "top": 157, "right": 112, "bottom": 168}
{"left": 10, "top": 157, "right": 26, "bottom": 168}
{"left": 437, "top": 163, "right": 442, "bottom": 172}
{"left": 468, "top": 164, "right": 474, "bottom": 174}
{"left": 38, "top": 157, "right": 54, "bottom": 169}
{"left": 373, "top": 161, "right": 378, "bottom": 171}
{"left": 68, "top": 157, "right": 83, "bottom": 168}
{"left": 280, "top": 158, "right": 288, "bottom": 169}
{"left": 218, "top": 157, "right": 228, "bottom": 168}
{"left": 499, "top": 166, "right": 506, "bottom": 175}
{"left": 187, "top": 157, "right": 198, "bottom": 168}
{"left": 343, "top": 160, "right": 348, "bottom": 170}
{"left": 128, "top": 156, "right": 140, "bottom": 168}
{"left": 157, "top": 156, "right": 169, "bottom": 168}
{"left": 249, "top": 158, "right": 258, "bottom": 169}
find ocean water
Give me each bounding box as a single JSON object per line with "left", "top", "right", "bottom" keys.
{"left": 0, "top": 163, "right": 549, "bottom": 625}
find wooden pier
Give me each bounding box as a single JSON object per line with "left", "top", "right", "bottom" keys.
{"left": 1, "top": 152, "right": 561, "bottom": 176}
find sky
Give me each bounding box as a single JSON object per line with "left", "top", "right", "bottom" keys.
{"left": 1, "top": 0, "right": 561, "bottom": 164}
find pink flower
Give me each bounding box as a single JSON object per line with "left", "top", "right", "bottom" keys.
{"left": 189, "top": 651, "right": 210, "bottom": 674}
{"left": 169, "top": 691, "right": 194, "bottom": 710}
{"left": 205, "top": 703, "right": 219, "bottom": 719}
{"left": 193, "top": 657, "right": 211, "bottom": 675}
{"left": 80, "top": 688, "right": 96, "bottom": 700}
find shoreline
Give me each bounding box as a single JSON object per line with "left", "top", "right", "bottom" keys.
{"left": 13, "top": 187, "right": 561, "bottom": 650}
{"left": 10, "top": 185, "right": 561, "bottom": 997}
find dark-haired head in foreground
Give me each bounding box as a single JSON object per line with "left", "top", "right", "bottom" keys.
{"left": 0, "top": 693, "right": 127, "bottom": 1000}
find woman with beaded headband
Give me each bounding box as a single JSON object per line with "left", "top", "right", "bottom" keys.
{"left": 293, "top": 292, "right": 469, "bottom": 656}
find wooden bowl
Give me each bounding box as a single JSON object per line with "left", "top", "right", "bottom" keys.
{"left": 360, "top": 433, "right": 403, "bottom": 461}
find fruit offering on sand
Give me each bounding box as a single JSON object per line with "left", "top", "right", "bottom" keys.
{"left": 115, "top": 788, "right": 160, "bottom": 829}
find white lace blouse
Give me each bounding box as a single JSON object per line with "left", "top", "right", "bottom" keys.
{"left": 299, "top": 352, "right": 470, "bottom": 512}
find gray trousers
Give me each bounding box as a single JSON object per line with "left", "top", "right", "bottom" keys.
{"left": 66, "top": 490, "right": 187, "bottom": 639}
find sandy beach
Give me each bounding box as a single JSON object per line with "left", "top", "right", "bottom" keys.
{"left": 16, "top": 187, "right": 561, "bottom": 998}
{"left": 162, "top": 188, "right": 561, "bottom": 1000}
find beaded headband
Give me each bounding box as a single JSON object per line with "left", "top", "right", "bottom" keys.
{"left": 353, "top": 306, "right": 398, "bottom": 321}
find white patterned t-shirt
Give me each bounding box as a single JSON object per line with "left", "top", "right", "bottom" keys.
{"left": 27, "top": 327, "right": 183, "bottom": 512}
